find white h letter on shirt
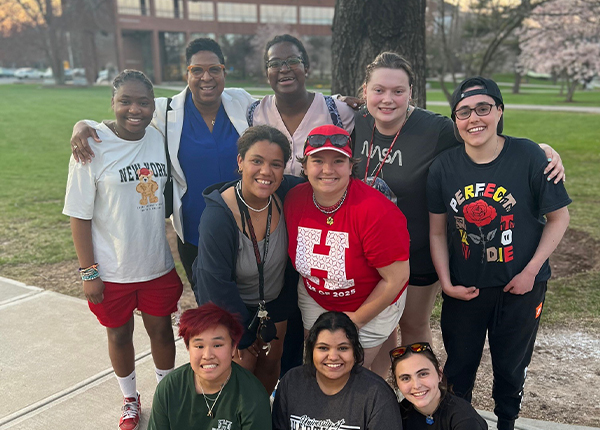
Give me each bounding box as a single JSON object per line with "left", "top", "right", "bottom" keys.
{"left": 296, "top": 227, "right": 355, "bottom": 291}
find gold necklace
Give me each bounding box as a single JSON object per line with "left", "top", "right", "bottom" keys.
{"left": 109, "top": 121, "right": 122, "bottom": 139}
{"left": 313, "top": 188, "right": 348, "bottom": 226}
{"left": 198, "top": 369, "right": 231, "bottom": 418}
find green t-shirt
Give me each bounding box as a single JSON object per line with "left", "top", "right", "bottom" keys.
{"left": 148, "top": 362, "right": 272, "bottom": 430}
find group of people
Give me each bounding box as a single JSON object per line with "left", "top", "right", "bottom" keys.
{"left": 64, "top": 34, "right": 570, "bottom": 430}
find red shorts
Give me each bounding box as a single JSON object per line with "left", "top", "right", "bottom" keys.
{"left": 89, "top": 269, "right": 183, "bottom": 328}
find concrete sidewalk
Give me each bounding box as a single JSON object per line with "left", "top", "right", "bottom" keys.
{"left": 0, "top": 276, "right": 596, "bottom": 430}
{"left": 0, "top": 277, "right": 188, "bottom": 430}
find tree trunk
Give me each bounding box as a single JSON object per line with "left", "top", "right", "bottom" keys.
{"left": 565, "top": 79, "right": 577, "bottom": 103}
{"left": 81, "top": 31, "right": 98, "bottom": 85}
{"left": 47, "top": 29, "right": 65, "bottom": 85}
{"left": 512, "top": 72, "right": 522, "bottom": 94}
{"left": 438, "top": 73, "right": 452, "bottom": 103}
{"left": 331, "top": 0, "right": 427, "bottom": 108}
{"left": 44, "top": 0, "right": 65, "bottom": 85}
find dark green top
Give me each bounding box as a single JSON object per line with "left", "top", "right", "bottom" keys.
{"left": 148, "top": 362, "right": 272, "bottom": 430}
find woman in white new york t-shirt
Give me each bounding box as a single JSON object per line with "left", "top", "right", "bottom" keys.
{"left": 63, "top": 70, "right": 182, "bottom": 430}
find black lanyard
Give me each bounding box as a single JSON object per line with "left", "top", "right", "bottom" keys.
{"left": 364, "top": 107, "right": 411, "bottom": 183}
{"left": 235, "top": 188, "right": 273, "bottom": 302}
{"left": 364, "top": 122, "right": 402, "bottom": 182}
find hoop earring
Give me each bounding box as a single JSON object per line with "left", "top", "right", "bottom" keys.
{"left": 237, "top": 168, "right": 243, "bottom": 174}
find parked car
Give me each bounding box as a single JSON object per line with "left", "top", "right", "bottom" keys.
{"left": 71, "top": 68, "right": 85, "bottom": 77}
{"left": 43, "top": 67, "right": 72, "bottom": 80}
{"left": 43, "top": 67, "right": 86, "bottom": 81}
{"left": 585, "top": 77, "right": 600, "bottom": 90}
{"left": 96, "top": 69, "right": 110, "bottom": 83}
{"left": 0, "top": 67, "right": 16, "bottom": 77}
{"left": 15, "top": 68, "right": 44, "bottom": 79}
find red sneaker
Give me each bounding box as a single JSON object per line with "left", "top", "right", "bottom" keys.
{"left": 118, "top": 392, "right": 140, "bottom": 430}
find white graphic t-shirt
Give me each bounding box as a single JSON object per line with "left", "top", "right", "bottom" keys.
{"left": 63, "top": 121, "right": 174, "bottom": 283}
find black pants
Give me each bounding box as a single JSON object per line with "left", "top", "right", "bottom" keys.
{"left": 441, "top": 281, "right": 547, "bottom": 424}
{"left": 177, "top": 237, "right": 197, "bottom": 291}
{"left": 280, "top": 303, "right": 304, "bottom": 377}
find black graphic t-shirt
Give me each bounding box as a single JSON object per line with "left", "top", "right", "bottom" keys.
{"left": 354, "top": 108, "right": 458, "bottom": 277}
{"left": 427, "top": 136, "right": 571, "bottom": 288}
{"left": 272, "top": 365, "right": 401, "bottom": 430}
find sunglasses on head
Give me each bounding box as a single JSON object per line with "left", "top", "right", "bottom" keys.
{"left": 305, "top": 134, "right": 351, "bottom": 149}
{"left": 389, "top": 342, "right": 432, "bottom": 361}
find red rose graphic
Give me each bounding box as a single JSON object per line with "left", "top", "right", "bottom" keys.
{"left": 463, "top": 199, "right": 497, "bottom": 227}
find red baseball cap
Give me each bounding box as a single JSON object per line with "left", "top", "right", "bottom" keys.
{"left": 304, "top": 124, "right": 352, "bottom": 158}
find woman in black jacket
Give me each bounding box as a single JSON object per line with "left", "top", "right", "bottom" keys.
{"left": 193, "top": 125, "right": 302, "bottom": 394}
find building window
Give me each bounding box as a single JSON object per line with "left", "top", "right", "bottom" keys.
{"left": 161, "top": 32, "right": 186, "bottom": 81}
{"left": 217, "top": 2, "right": 257, "bottom": 23}
{"left": 190, "top": 32, "right": 216, "bottom": 40}
{"left": 188, "top": 1, "right": 214, "bottom": 20}
{"left": 155, "top": 0, "right": 184, "bottom": 18}
{"left": 300, "top": 6, "right": 334, "bottom": 25}
{"left": 117, "top": 0, "right": 145, "bottom": 16}
{"left": 260, "top": 5, "right": 296, "bottom": 24}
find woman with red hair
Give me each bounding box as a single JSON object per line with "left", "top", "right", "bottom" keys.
{"left": 148, "top": 303, "right": 272, "bottom": 430}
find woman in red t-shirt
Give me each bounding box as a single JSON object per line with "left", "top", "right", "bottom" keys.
{"left": 285, "top": 124, "right": 410, "bottom": 377}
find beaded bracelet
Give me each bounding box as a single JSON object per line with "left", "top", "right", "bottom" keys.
{"left": 79, "top": 263, "right": 100, "bottom": 281}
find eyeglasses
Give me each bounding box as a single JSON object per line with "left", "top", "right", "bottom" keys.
{"left": 266, "top": 57, "right": 303, "bottom": 70}
{"left": 454, "top": 102, "right": 496, "bottom": 120}
{"left": 389, "top": 342, "right": 432, "bottom": 361}
{"left": 305, "top": 134, "right": 351, "bottom": 149}
{"left": 187, "top": 64, "right": 225, "bottom": 78}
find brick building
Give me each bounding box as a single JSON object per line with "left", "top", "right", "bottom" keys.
{"left": 112, "top": 0, "right": 335, "bottom": 83}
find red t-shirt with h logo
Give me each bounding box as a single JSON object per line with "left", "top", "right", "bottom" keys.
{"left": 285, "top": 178, "right": 410, "bottom": 312}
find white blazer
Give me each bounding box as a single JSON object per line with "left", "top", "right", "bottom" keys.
{"left": 153, "top": 87, "right": 256, "bottom": 241}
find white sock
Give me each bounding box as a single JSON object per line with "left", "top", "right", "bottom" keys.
{"left": 155, "top": 367, "right": 174, "bottom": 383}
{"left": 116, "top": 370, "right": 137, "bottom": 399}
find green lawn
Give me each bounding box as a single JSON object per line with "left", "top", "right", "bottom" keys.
{"left": 1, "top": 83, "right": 598, "bottom": 327}
{"left": 426, "top": 86, "right": 600, "bottom": 107}
{"left": 0, "top": 85, "right": 173, "bottom": 267}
